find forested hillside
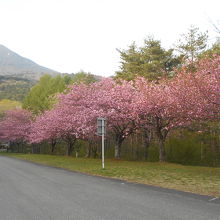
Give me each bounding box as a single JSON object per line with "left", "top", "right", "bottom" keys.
{"left": 0, "top": 75, "right": 36, "bottom": 101}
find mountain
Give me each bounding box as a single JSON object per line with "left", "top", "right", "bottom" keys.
{"left": 0, "top": 45, "right": 59, "bottom": 80}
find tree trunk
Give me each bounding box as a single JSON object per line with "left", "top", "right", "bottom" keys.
{"left": 92, "top": 146, "right": 98, "bottom": 158}
{"left": 115, "top": 135, "right": 124, "bottom": 159}
{"left": 142, "top": 129, "right": 151, "bottom": 160}
{"left": 17, "top": 143, "right": 20, "bottom": 153}
{"left": 66, "top": 141, "right": 75, "bottom": 156}
{"left": 31, "top": 144, "right": 35, "bottom": 154}
{"left": 51, "top": 141, "right": 56, "bottom": 154}
{"left": 115, "top": 142, "right": 121, "bottom": 159}
{"left": 85, "top": 142, "right": 92, "bottom": 158}
{"left": 155, "top": 118, "right": 168, "bottom": 162}
{"left": 158, "top": 138, "right": 166, "bottom": 162}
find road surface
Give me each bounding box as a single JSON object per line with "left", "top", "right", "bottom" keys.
{"left": 0, "top": 156, "right": 219, "bottom": 220}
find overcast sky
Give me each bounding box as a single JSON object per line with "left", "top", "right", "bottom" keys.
{"left": 0, "top": 0, "right": 219, "bottom": 77}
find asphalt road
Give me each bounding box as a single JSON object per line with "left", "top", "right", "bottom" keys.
{"left": 0, "top": 156, "right": 219, "bottom": 220}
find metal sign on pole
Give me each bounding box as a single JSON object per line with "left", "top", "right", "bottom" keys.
{"left": 97, "top": 118, "right": 106, "bottom": 169}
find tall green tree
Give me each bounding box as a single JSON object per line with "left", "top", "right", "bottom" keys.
{"left": 62, "top": 74, "right": 72, "bottom": 85}
{"left": 22, "top": 74, "right": 67, "bottom": 115}
{"left": 199, "top": 41, "right": 220, "bottom": 58}
{"left": 71, "top": 71, "right": 97, "bottom": 84}
{"left": 115, "top": 37, "right": 180, "bottom": 81}
{"left": 175, "top": 26, "right": 208, "bottom": 63}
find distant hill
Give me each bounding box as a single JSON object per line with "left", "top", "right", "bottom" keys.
{"left": 0, "top": 45, "right": 59, "bottom": 80}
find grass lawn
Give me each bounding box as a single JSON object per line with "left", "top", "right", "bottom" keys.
{"left": 2, "top": 153, "right": 220, "bottom": 197}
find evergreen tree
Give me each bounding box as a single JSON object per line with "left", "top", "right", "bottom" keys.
{"left": 199, "top": 41, "right": 220, "bottom": 58}
{"left": 71, "top": 71, "right": 97, "bottom": 84}
{"left": 175, "top": 26, "right": 208, "bottom": 63}
{"left": 115, "top": 37, "right": 180, "bottom": 81}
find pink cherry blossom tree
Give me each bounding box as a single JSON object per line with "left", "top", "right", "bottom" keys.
{"left": 190, "top": 56, "right": 220, "bottom": 115}
{"left": 141, "top": 56, "right": 220, "bottom": 162}
{"left": 134, "top": 78, "right": 195, "bottom": 162}
{"left": 29, "top": 110, "right": 60, "bottom": 153}
{"left": 168, "top": 56, "right": 220, "bottom": 124}
{"left": 29, "top": 107, "right": 81, "bottom": 156}
{"left": 58, "top": 79, "right": 139, "bottom": 159}
{"left": 82, "top": 78, "right": 139, "bottom": 159}
{"left": 29, "top": 83, "right": 97, "bottom": 156}
{"left": 0, "top": 109, "right": 32, "bottom": 152}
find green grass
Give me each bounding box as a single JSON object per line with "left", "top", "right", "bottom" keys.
{"left": 2, "top": 153, "right": 220, "bottom": 197}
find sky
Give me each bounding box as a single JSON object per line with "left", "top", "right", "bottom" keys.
{"left": 0, "top": 0, "right": 219, "bottom": 77}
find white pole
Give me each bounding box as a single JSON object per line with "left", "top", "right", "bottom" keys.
{"left": 102, "top": 119, "right": 105, "bottom": 169}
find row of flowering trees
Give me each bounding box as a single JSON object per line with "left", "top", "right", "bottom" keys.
{"left": 0, "top": 56, "right": 219, "bottom": 162}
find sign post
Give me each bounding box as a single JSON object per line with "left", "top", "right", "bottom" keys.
{"left": 97, "top": 118, "right": 106, "bottom": 169}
